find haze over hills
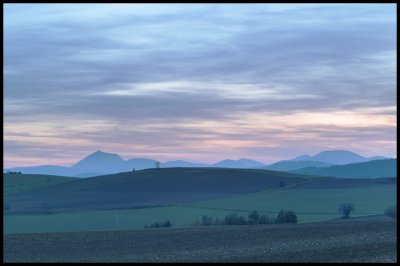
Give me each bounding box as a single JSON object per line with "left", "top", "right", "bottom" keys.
{"left": 162, "top": 160, "right": 209, "bottom": 168}
{"left": 263, "top": 161, "right": 332, "bottom": 172}
{"left": 291, "top": 159, "right": 397, "bottom": 179}
{"left": 4, "top": 149, "right": 393, "bottom": 178}
{"left": 212, "top": 159, "right": 266, "bottom": 168}
{"left": 295, "top": 150, "right": 388, "bottom": 165}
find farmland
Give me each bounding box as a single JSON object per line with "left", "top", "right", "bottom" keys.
{"left": 4, "top": 217, "right": 396, "bottom": 262}
{"left": 3, "top": 168, "right": 397, "bottom": 263}
{"left": 4, "top": 181, "right": 396, "bottom": 234}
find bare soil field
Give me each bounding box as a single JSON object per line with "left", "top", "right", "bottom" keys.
{"left": 4, "top": 217, "right": 396, "bottom": 262}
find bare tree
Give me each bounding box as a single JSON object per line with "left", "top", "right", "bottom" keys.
{"left": 338, "top": 203, "right": 355, "bottom": 218}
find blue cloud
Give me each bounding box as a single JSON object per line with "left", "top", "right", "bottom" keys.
{"left": 4, "top": 4, "right": 397, "bottom": 166}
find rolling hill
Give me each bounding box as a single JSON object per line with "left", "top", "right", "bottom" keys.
{"left": 291, "top": 159, "right": 396, "bottom": 179}
{"left": 212, "top": 159, "right": 266, "bottom": 168}
{"left": 3, "top": 174, "right": 77, "bottom": 195}
{"left": 161, "top": 160, "right": 209, "bottom": 168}
{"left": 5, "top": 168, "right": 311, "bottom": 213}
{"left": 263, "top": 160, "right": 332, "bottom": 171}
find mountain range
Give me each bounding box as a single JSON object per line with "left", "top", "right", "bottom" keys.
{"left": 5, "top": 149, "right": 393, "bottom": 178}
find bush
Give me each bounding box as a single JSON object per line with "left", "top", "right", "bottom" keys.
{"left": 192, "top": 218, "right": 201, "bottom": 226}
{"left": 201, "top": 215, "right": 213, "bottom": 226}
{"left": 276, "top": 210, "right": 297, "bottom": 223}
{"left": 214, "top": 217, "right": 224, "bottom": 226}
{"left": 338, "top": 203, "right": 355, "bottom": 219}
{"left": 248, "top": 210, "right": 260, "bottom": 224}
{"left": 224, "top": 212, "right": 247, "bottom": 225}
{"left": 194, "top": 210, "right": 297, "bottom": 227}
{"left": 279, "top": 181, "right": 286, "bottom": 187}
{"left": 258, "top": 214, "right": 274, "bottom": 224}
{"left": 384, "top": 206, "right": 396, "bottom": 218}
{"left": 145, "top": 220, "right": 172, "bottom": 228}
{"left": 6, "top": 171, "right": 22, "bottom": 174}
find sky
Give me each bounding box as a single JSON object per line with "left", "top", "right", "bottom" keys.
{"left": 4, "top": 3, "right": 397, "bottom": 167}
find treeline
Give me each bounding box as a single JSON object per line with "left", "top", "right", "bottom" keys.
{"left": 144, "top": 220, "right": 171, "bottom": 228}
{"left": 143, "top": 210, "right": 297, "bottom": 229}
{"left": 5, "top": 171, "right": 22, "bottom": 174}
{"left": 141, "top": 205, "right": 396, "bottom": 230}
{"left": 194, "top": 210, "right": 297, "bottom": 226}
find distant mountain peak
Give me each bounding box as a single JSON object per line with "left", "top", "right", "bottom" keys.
{"left": 314, "top": 150, "right": 361, "bottom": 156}
{"left": 73, "top": 151, "right": 125, "bottom": 170}
{"left": 90, "top": 150, "right": 118, "bottom": 156}
{"left": 310, "top": 150, "right": 366, "bottom": 165}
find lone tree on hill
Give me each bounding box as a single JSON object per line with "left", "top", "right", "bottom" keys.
{"left": 154, "top": 161, "right": 160, "bottom": 169}
{"left": 338, "top": 203, "right": 355, "bottom": 219}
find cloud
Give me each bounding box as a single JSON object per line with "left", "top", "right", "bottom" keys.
{"left": 4, "top": 4, "right": 396, "bottom": 167}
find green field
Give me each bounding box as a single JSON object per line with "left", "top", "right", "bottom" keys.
{"left": 3, "top": 174, "right": 77, "bottom": 195}
{"left": 4, "top": 184, "right": 395, "bottom": 234}
{"left": 184, "top": 184, "right": 397, "bottom": 223}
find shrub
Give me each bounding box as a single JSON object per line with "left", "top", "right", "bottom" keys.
{"left": 384, "top": 206, "right": 396, "bottom": 218}
{"left": 276, "top": 210, "right": 297, "bottom": 223}
{"left": 338, "top": 203, "right": 355, "bottom": 219}
{"left": 145, "top": 220, "right": 172, "bottom": 228}
{"left": 258, "top": 214, "right": 274, "bottom": 224}
{"left": 192, "top": 218, "right": 201, "bottom": 226}
{"left": 248, "top": 210, "right": 260, "bottom": 224}
{"left": 201, "top": 215, "right": 213, "bottom": 226}
{"left": 214, "top": 217, "right": 224, "bottom": 226}
{"left": 224, "top": 212, "right": 247, "bottom": 225}
{"left": 279, "top": 181, "right": 286, "bottom": 187}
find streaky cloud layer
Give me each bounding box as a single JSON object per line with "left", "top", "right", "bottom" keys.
{"left": 4, "top": 3, "right": 396, "bottom": 168}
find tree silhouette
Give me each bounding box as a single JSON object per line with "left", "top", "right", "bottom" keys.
{"left": 338, "top": 203, "right": 355, "bottom": 218}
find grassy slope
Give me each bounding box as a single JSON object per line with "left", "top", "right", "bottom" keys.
{"left": 184, "top": 183, "right": 396, "bottom": 222}
{"left": 4, "top": 183, "right": 395, "bottom": 234}
{"left": 3, "top": 174, "right": 77, "bottom": 195}
{"left": 5, "top": 168, "right": 313, "bottom": 213}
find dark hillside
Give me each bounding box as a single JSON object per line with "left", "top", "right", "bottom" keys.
{"left": 5, "top": 168, "right": 308, "bottom": 213}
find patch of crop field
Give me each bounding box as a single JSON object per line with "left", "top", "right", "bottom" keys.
{"left": 4, "top": 205, "right": 238, "bottom": 234}
{"left": 4, "top": 219, "right": 396, "bottom": 262}
{"left": 3, "top": 184, "right": 396, "bottom": 234}
{"left": 3, "top": 174, "right": 77, "bottom": 195}
{"left": 183, "top": 184, "right": 397, "bottom": 223}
